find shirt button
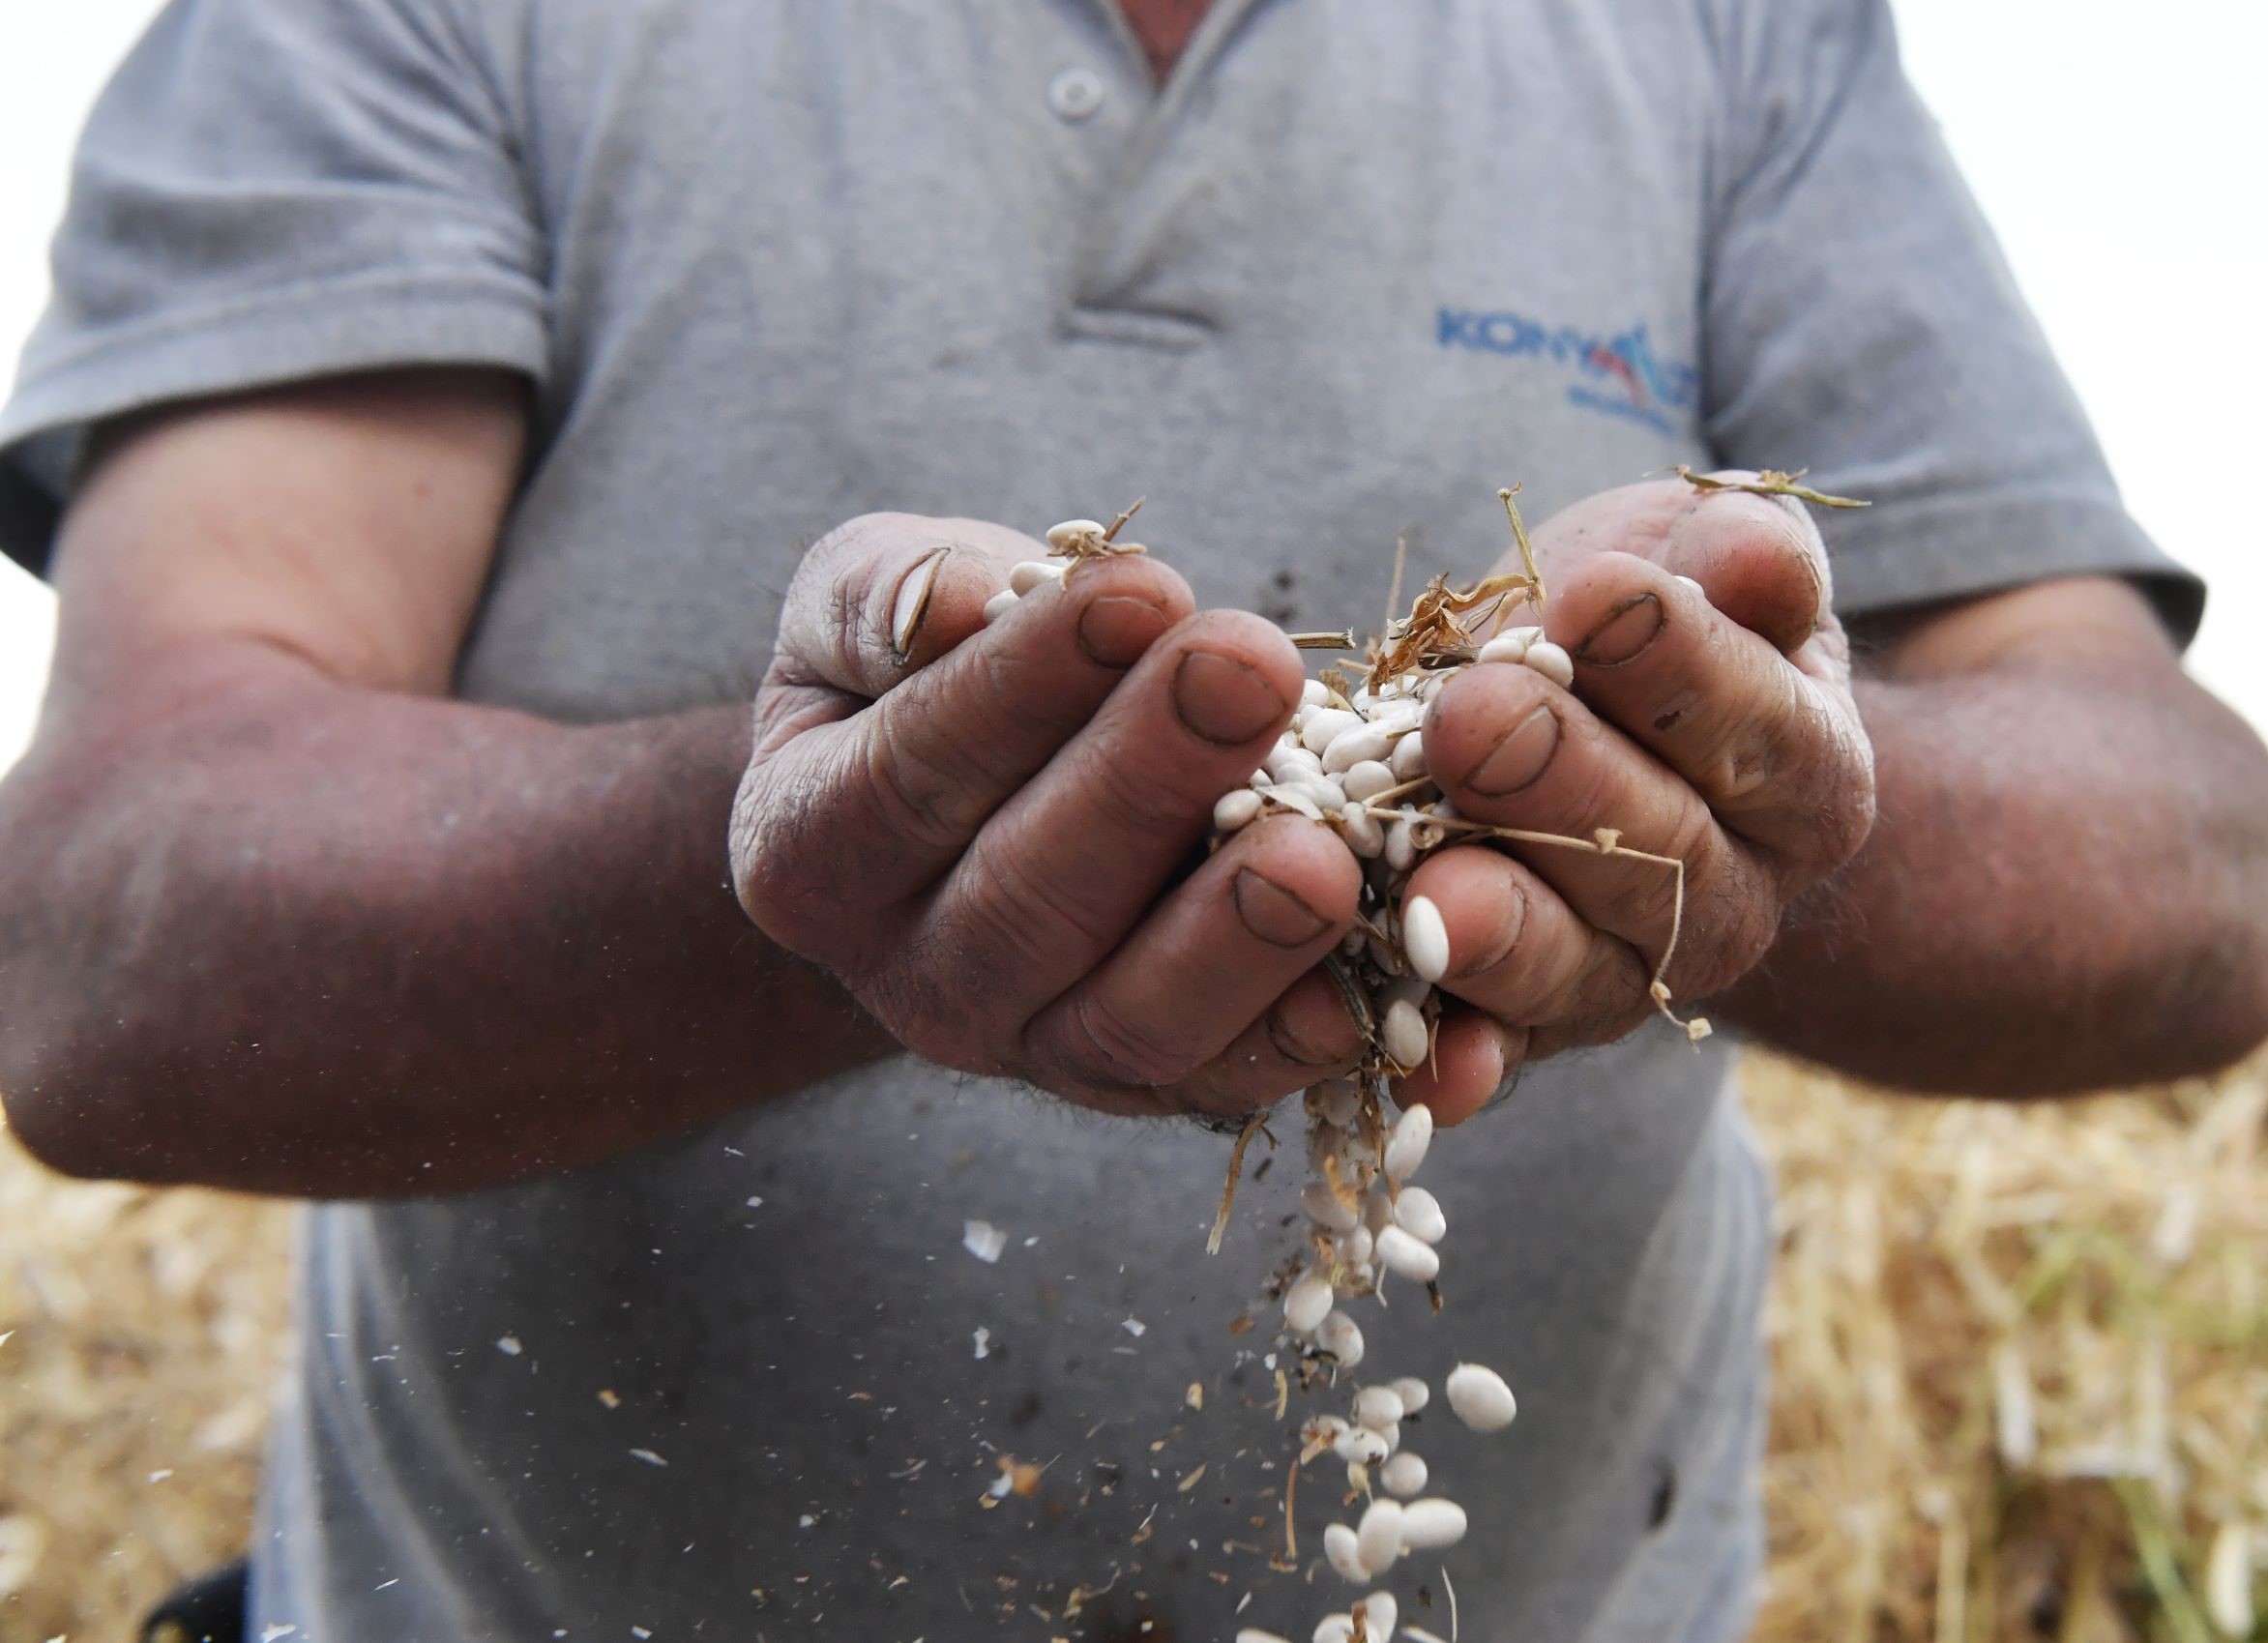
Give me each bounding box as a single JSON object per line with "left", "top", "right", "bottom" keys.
{"left": 1047, "top": 67, "right": 1106, "bottom": 122}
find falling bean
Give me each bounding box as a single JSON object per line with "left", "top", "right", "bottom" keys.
{"left": 1394, "top": 1187, "right": 1447, "bottom": 1245}
{"left": 1354, "top": 1591, "right": 1399, "bottom": 1643}
{"left": 1445, "top": 1362, "right": 1517, "bottom": 1431}
{"left": 1303, "top": 1182, "right": 1360, "bottom": 1233}
{"left": 1284, "top": 1269, "right": 1335, "bottom": 1333}
{"left": 1384, "top": 1102, "right": 1433, "bottom": 1183}
{"left": 1323, "top": 1523, "right": 1369, "bottom": 1585}
{"left": 1398, "top": 1497, "right": 1469, "bottom": 1550}
{"left": 1377, "top": 1451, "right": 1429, "bottom": 1498}
{"left": 1375, "top": 1224, "right": 1439, "bottom": 1282}
{"left": 1354, "top": 1385, "right": 1406, "bottom": 1430}
{"left": 1316, "top": 1310, "right": 1365, "bottom": 1369}
{"left": 1355, "top": 1497, "right": 1404, "bottom": 1577}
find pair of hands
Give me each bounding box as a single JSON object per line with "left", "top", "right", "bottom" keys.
{"left": 728, "top": 479, "right": 1876, "bottom": 1126}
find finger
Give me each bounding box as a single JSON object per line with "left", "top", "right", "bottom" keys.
{"left": 1024, "top": 813, "right": 1364, "bottom": 1091}
{"left": 1393, "top": 1009, "right": 1522, "bottom": 1129}
{"left": 1549, "top": 551, "right": 1874, "bottom": 868}
{"left": 925, "top": 608, "right": 1306, "bottom": 1005}
{"left": 1400, "top": 843, "right": 1654, "bottom": 1039}
{"left": 1422, "top": 661, "right": 1780, "bottom": 998}
{"left": 735, "top": 550, "right": 1196, "bottom": 936}
{"left": 1657, "top": 483, "right": 1830, "bottom": 656}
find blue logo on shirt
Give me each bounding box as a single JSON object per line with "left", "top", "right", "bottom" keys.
{"left": 1437, "top": 307, "right": 1697, "bottom": 435}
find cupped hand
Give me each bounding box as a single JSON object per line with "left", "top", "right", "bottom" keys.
{"left": 729, "top": 513, "right": 1367, "bottom": 1119}
{"left": 1398, "top": 475, "right": 1877, "bottom": 1124}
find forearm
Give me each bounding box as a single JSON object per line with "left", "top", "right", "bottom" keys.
{"left": 0, "top": 656, "right": 890, "bottom": 1195}
{"left": 1722, "top": 663, "right": 2268, "bottom": 1094}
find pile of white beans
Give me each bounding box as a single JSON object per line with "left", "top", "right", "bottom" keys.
{"left": 994, "top": 521, "right": 1576, "bottom": 1643}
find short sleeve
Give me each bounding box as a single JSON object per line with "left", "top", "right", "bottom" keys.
{"left": 0, "top": 0, "right": 547, "bottom": 575}
{"left": 1703, "top": 0, "right": 2202, "bottom": 641}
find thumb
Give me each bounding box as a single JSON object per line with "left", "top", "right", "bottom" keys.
{"left": 774, "top": 512, "right": 1042, "bottom": 700}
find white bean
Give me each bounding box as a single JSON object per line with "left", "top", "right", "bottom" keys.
{"left": 1044, "top": 518, "right": 1105, "bottom": 549}
{"left": 1476, "top": 626, "right": 1538, "bottom": 664}
{"left": 1674, "top": 573, "right": 1706, "bottom": 598}
{"left": 1377, "top": 1451, "right": 1429, "bottom": 1498}
{"left": 1342, "top": 1223, "right": 1374, "bottom": 1268}
{"left": 1399, "top": 1497, "right": 1469, "bottom": 1550}
{"left": 1388, "top": 1374, "right": 1429, "bottom": 1414}
{"left": 1353, "top": 1385, "right": 1406, "bottom": 1430}
{"left": 1523, "top": 639, "right": 1575, "bottom": 688}
{"left": 1302, "top": 708, "right": 1361, "bottom": 755}
{"left": 1445, "top": 1362, "right": 1517, "bottom": 1430}
{"left": 1008, "top": 559, "right": 1066, "bottom": 595}
{"left": 1394, "top": 1187, "right": 1447, "bottom": 1245}
{"left": 1370, "top": 699, "right": 1424, "bottom": 736}
{"left": 1284, "top": 1269, "right": 1335, "bottom": 1333}
{"left": 1268, "top": 787, "right": 1325, "bottom": 822}
{"left": 1339, "top": 804, "right": 1385, "bottom": 858}
{"left": 1340, "top": 759, "right": 1398, "bottom": 803}
{"left": 982, "top": 588, "right": 1020, "bottom": 623}
{"left": 1303, "top": 1181, "right": 1360, "bottom": 1232}
{"left": 1316, "top": 1310, "right": 1365, "bottom": 1369}
{"left": 1323, "top": 1522, "right": 1370, "bottom": 1584}
{"left": 1383, "top": 817, "right": 1417, "bottom": 872}
{"left": 1381, "top": 999, "right": 1429, "bottom": 1069}
{"left": 1313, "top": 1077, "right": 1363, "bottom": 1127}
{"left": 1354, "top": 1591, "right": 1399, "bottom": 1643}
{"left": 1355, "top": 1497, "right": 1404, "bottom": 1577}
{"left": 1300, "top": 678, "right": 1332, "bottom": 710}
{"left": 1401, "top": 895, "right": 1451, "bottom": 983}
{"left": 1322, "top": 723, "right": 1393, "bottom": 775}
{"left": 1334, "top": 1423, "right": 1390, "bottom": 1465}
{"left": 1364, "top": 1189, "right": 1398, "bottom": 1235}
{"left": 1313, "top": 1616, "right": 1357, "bottom": 1643}
{"left": 1384, "top": 1102, "right": 1433, "bottom": 1183}
{"left": 1389, "top": 732, "right": 1429, "bottom": 783}
{"left": 1375, "top": 1224, "right": 1440, "bottom": 1282}
{"left": 1286, "top": 776, "right": 1349, "bottom": 813}
{"left": 1214, "top": 788, "right": 1264, "bottom": 832}
{"left": 1239, "top": 1631, "right": 1294, "bottom": 1643}
{"left": 1266, "top": 743, "right": 1325, "bottom": 782}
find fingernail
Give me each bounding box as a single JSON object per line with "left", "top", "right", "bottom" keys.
{"left": 1575, "top": 593, "right": 1664, "bottom": 666}
{"left": 1077, "top": 594, "right": 1173, "bottom": 669}
{"left": 890, "top": 547, "right": 949, "bottom": 661}
{"left": 1266, "top": 1006, "right": 1344, "bottom": 1067}
{"left": 1467, "top": 702, "right": 1560, "bottom": 796}
{"left": 1450, "top": 878, "right": 1526, "bottom": 979}
{"left": 1481, "top": 1057, "right": 1524, "bottom": 1114}
{"left": 1173, "top": 650, "right": 1288, "bottom": 746}
{"left": 1232, "top": 866, "right": 1331, "bottom": 947}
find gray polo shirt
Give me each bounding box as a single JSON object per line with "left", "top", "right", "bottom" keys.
{"left": 1, "top": 2, "right": 2194, "bottom": 1639}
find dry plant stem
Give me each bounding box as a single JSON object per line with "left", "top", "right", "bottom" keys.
{"left": 1358, "top": 805, "right": 1710, "bottom": 1042}
{"left": 1669, "top": 464, "right": 1870, "bottom": 510}
{"left": 1208, "top": 1111, "right": 1273, "bottom": 1255}
{"left": 1289, "top": 630, "right": 1361, "bottom": 651}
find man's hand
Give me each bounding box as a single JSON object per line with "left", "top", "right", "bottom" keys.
{"left": 729, "top": 514, "right": 1367, "bottom": 1120}
{"left": 1400, "top": 477, "right": 1877, "bottom": 1121}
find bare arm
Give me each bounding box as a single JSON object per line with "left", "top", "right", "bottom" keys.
{"left": 1720, "top": 575, "right": 2268, "bottom": 1093}
{"left": 0, "top": 371, "right": 889, "bottom": 1196}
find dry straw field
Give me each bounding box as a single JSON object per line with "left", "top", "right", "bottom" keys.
{"left": 2, "top": 1053, "right": 2262, "bottom": 1642}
